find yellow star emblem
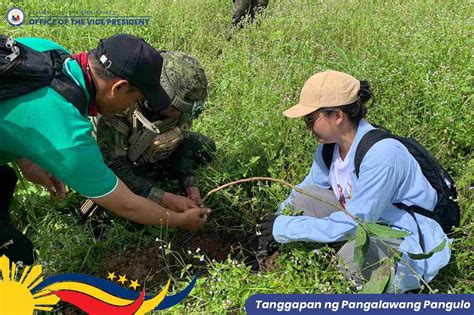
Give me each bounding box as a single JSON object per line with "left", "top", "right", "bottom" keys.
{"left": 129, "top": 279, "right": 141, "bottom": 290}
{"left": 117, "top": 275, "right": 128, "bottom": 285}
{"left": 107, "top": 272, "right": 116, "bottom": 281}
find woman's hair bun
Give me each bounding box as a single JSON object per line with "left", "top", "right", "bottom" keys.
{"left": 358, "top": 80, "right": 372, "bottom": 103}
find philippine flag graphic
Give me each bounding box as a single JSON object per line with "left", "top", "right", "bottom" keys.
{"left": 0, "top": 255, "right": 197, "bottom": 315}
{"left": 11, "top": 13, "right": 20, "bottom": 21}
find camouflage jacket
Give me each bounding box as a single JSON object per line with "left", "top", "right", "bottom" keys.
{"left": 96, "top": 111, "right": 201, "bottom": 203}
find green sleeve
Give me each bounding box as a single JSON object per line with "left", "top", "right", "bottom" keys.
{"left": 54, "top": 143, "right": 119, "bottom": 198}
{"left": 16, "top": 37, "right": 70, "bottom": 54}
{"left": 31, "top": 94, "right": 119, "bottom": 198}
{"left": 0, "top": 85, "right": 117, "bottom": 198}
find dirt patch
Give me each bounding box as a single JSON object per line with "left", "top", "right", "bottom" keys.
{"left": 98, "top": 227, "right": 257, "bottom": 293}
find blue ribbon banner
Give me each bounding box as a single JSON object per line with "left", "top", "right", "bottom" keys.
{"left": 246, "top": 294, "right": 473, "bottom": 315}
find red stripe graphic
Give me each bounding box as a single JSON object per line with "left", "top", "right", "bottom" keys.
{"left": 52, "top": 289, "right": 145, "bottom": 315}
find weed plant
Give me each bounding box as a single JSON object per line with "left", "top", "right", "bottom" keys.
{"left": 0, "top": 0, "right": 472, "bottom": 313}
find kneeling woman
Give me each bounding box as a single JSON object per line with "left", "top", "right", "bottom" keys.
{"left": 266, "top": 70, "right": 451, "bottom": 292}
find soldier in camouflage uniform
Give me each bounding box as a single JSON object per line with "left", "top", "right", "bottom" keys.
{"left": 232, "top": 0, "right": 269, "bottom": 27}
{"left": 96, "top": 51, "right": 216, "bottom": 211}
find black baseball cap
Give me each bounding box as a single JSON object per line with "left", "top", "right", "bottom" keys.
{"left": 95, "top": 34, "right": 171, "bottom": 111}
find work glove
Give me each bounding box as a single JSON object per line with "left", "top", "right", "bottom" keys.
{"left": 254, "top": 214, "right": 279, "bottom": 263}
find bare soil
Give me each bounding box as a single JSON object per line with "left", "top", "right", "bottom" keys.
{"left": 98, "top": 226, "right": 257, "bottom": 293}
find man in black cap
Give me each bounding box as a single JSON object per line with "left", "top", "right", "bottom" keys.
{"left": 0, "top": 34, "right": 210, "bottom": 265}
{"left": 86, "top": 34, "right": 171, "bottom": 116}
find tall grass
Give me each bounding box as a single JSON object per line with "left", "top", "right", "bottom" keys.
{"left": 1, "top": 0, "right": 472, "bottom": 313}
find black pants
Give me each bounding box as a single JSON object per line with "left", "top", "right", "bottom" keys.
{"left": 232, "top": 0, "right": 269, "bottom": 26}
{"left": 0, "top": 165, "right": 34, "bottom": 265}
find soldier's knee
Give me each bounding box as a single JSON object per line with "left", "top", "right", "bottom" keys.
{"left": 187, "top": 133, "right": 216, "bottom": 164}
{"left": 201, "top": 136, "right": 217, "bottom": 156}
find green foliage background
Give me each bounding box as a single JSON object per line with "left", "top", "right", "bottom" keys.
{"left": 1, "top": 0, "right": 472, "bottom": 313}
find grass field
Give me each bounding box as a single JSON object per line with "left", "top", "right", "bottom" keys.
{"left": 1, "top": 0, "right": 472, "bottom": 313}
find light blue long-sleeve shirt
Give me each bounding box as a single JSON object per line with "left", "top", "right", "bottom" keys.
{"left": 274, "top": 119, "right": 451, "bottom": 292}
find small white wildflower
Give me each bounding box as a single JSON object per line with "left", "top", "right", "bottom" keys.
{"left": 159, "top": 246, "right": 163, "bottom": 249}
{"left": 199, "top": 255, "right": 205, "bottom": 262}
{"left": 196, "top": 248, "right": 201, "bottom": 253}
{"left": 187, "top": 250, "right": 192, "bottom": 255}
{"left": 155, "top": 237, "right": 160, "bottom": 242}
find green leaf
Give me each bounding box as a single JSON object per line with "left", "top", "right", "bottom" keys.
{"left": 407, "top": 239, "right": 447, "bottom": 260}
{"left": 249, "top": 156, "right": 261, "bottom": 164}
{"left": 365, "top": 223, "right": 410, "bottom": 240}
{"left": 354, "top": 225, "right": 369, "bottom": 270}
{"left": 360, "top": 258, "right": 393, "bottom": 293}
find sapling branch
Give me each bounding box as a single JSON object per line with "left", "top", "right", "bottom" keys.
{"left": 202, "top": 176, "right": 359, "bottom": 222}
{"left": 203, "top": 176, "right": 438, "bottom": 293}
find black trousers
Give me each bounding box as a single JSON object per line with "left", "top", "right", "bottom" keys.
{"left": 0, "top": 165, "right": 34, "bottom": 265}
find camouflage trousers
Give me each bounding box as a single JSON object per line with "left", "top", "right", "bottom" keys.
{"left": 232, "top": 0, "right": 269, "bottom": 26}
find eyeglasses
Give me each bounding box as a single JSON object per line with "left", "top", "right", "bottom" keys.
{"left": 303, "top": 109, "right": 336, "bottom": 128}
{"left": 303, "top": 111, "right": 323, "bottom": 128}
{"left": 303, "top": 114, "right": 316, "bottom": 126}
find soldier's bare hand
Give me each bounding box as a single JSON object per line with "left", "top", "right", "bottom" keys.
{"left": 180, "top": 207, "right": 211, "bottom": 230}
{"left": 160, "top": 192, "right": 198, "bottom": 213}
{"left": 185, "top": 186, "right": 203, "bottom": 206}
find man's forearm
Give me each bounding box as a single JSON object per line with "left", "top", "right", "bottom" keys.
{"left": 118, "top": 194, "right": 183, "bottom": 226}
{"left": 91, "top": 180, "right": 184, "bottom": 227}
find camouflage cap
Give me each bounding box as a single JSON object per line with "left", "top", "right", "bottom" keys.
{"left": 161, "top": 51, "right": 208, "bottom": 102}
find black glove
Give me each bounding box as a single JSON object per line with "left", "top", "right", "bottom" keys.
{"left": 255, "top": 214, "right": 279, "bottom": 260}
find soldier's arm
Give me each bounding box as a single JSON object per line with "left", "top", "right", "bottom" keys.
{"left": 91, "top": 179, "right": 210, "bottom": 229}
{"left": 97, "top": 115, "right": 166, "bottom": 202}
{"left": 94, "top": 115, "right": 199, "bottom": 214}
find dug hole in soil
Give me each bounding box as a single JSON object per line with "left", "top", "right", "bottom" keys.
{"left": 98, "top": 222, "right": 258, "bottom": 293}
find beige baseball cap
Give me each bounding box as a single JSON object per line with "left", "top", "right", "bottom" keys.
{"left": 283, "top": 70, "right": 360, "bottom": 118}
